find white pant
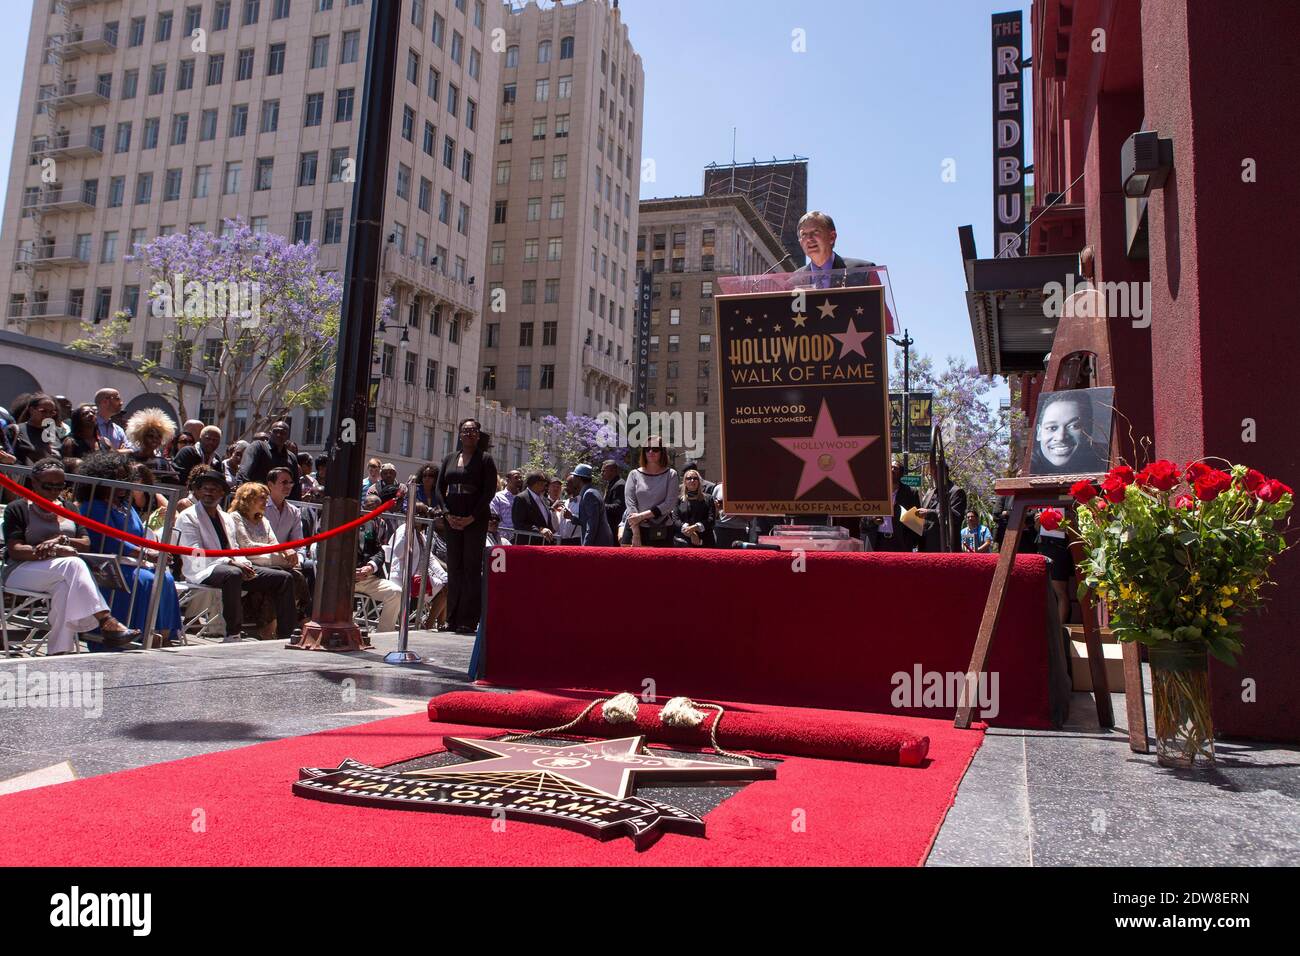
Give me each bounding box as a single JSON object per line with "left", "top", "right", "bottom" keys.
{"left": 355, "top": 575, "right": 402, "bottom": 631}
{"left": 5, "top": 557, "right": 109, "bottom": 654}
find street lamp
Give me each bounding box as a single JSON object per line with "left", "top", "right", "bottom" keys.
{"left": 888, "top": 328, "right": 914, "bottom": 473}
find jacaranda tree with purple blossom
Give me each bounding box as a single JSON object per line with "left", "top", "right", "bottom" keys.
{"left": 525, "top": 413, "right": 630, "bottom": 479}
{"left": 72, "top": 218, "right": 394, "bottom": 441}
{"left": 891, "top": 350, "right": 1010, "bottom": 514}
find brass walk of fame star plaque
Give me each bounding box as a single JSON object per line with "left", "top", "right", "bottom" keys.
{"left": 293, "top": 736, "right": 775, "bottom": 850}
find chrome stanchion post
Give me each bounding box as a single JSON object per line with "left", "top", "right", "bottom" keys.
{"left": 384, "top": 478, "right": 422, "bottom": 664}
{"left": 141, "top": 489, "right": 179, "bottom": 650}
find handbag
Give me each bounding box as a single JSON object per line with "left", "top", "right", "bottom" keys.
{"left": 641, "top": 523, "right": 671, "bottom": 544}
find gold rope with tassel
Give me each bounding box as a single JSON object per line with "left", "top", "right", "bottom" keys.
{"left": 660, "top": 697, "right": 755, "bottom": 767}
{"left": 500, "top": 692, "right": 640, "bottom": 742}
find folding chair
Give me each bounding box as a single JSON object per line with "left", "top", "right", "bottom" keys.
{"left": 0, "top": 582, "right": 57, "bottom": 657}
{"left": 175, "top": 580, "right": 226, "bottom": 644}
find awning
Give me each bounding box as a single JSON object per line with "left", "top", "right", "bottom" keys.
{"left": 958, "top": 226, "right": 1080, "bottom": 376}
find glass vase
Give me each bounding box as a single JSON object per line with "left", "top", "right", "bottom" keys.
{"left": 1148, "top": 641, "right": 1215, "bottom": 767}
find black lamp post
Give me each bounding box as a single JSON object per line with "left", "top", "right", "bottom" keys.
{"left": 298, "top": 0, "right": 402, "bottom": 652}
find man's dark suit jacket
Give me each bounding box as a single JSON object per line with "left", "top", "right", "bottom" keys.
{"left": 921, "top": 483, "right": 967, "bottom": 553}
{"left": 511, "top": 491, "right": 552, "bottom": 544}
{"left": 790, "top": 253, "right": 877, "bottom": 286}
{"left": 890, "top": 480, "right": 923, "bottom": 552}
{"left": 578, "top": 484, "right": 615, "bottom": 546}
{"left": 603, "top": 477, "right": 625, "bottom": 538}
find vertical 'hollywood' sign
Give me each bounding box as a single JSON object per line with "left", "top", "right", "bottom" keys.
{"left": 993, "top": 11, "right": 1025, "bottom": 257}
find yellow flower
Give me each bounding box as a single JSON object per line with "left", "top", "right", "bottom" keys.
{"left": 1213, "top": 614, "right": 1228, "bottom": 627}
{"left": 1220, "top": 598, "right": 1234, "bottom": 608}
{"left": 1190, "top": 573, "right": 1200, "bottom": 583}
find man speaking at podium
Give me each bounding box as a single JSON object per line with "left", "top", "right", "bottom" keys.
{"left": 792, "top": 211, "right": 875, "bottom": 288}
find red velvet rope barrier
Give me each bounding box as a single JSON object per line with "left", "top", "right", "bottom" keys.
{"left": 0, "top": 470, "right": 398, "bottom": 558}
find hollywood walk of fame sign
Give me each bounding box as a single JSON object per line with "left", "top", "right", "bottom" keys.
{"left": 715, "top": 280, "right": 894, "bottom": 515}
{"left": 293, "top": 736, "right": 775, "bottom": 850}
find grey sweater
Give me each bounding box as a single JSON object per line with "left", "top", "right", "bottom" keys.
{"left": 623, "top": 468, "right": 680, "bottom": 527}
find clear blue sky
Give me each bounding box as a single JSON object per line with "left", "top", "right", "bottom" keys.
{"left": 0, "top": 0, "right": 1032, "bottom": 397}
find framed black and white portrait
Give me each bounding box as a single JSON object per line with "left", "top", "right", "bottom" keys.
{"left": 1028, "top": 386, "right": 1114, "bottom": 477}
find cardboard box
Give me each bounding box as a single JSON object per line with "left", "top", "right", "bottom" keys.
{"left": 1070, "top": 640, "right": 1126, "bottom": 692}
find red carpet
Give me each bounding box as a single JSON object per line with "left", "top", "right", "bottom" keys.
{"left": 482, "top": 548, "right": 1054, "bottom": 728}
{"left": 429, "top": 689, "right": 932, "bottom": 766}
{"left": 0, "top": 712, "right": 983, "bottom": 867}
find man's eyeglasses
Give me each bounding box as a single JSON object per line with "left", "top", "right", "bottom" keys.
{"left": 34, "top": 481, "right": 66, "bottom": 491}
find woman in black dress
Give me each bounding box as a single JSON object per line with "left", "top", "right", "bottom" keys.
{"left": 6, "top": 393, "right": 63, "bottom": 465}
{"left": 673, "top": 467, "right": 717, "bottom": 548}
{"left": 61, "top": 404, "right": 108, "bottom": 459}
{"left": 436, "top": 419, "right": 497, "bottom": 634}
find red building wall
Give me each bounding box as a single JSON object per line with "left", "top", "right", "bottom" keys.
{"left": 1143, "top": 0, "right": 1300, "bottom": 741}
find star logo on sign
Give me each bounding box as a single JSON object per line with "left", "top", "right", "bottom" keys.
{"left": 771, "top": 400, "right": 878, "bottom": 498}
{"left": 744, "top": 315, "right": 753, "bottom": 325}
{"left": 791, "top": 314, "right": 807, "bottom": 328}
{"left": 773, "top": 324, "right": 782, "bottom": 333}
{"left": 855, "top": 307, "right": 865, "bottom": 316}
{"left": 408, "top": 736, "right": 766, "bottom": 799}
{"left": 831, "top": 317, "right": 873, "bottom": 359}
{"left": 816, "top": 300, "right": 838, "bottom": 320}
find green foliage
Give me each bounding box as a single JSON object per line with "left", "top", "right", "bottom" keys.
{"left": 1072, "top": 464, "right": 1293, "bottom": 665}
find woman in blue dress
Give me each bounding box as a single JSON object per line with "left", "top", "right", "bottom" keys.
{"left": 75, "top": 451, "right": 183, "bottom": 645}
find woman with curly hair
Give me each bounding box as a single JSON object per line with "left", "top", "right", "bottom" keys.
{"left": 76, "top": 451, "right": 183, "bottom": 644}
{"left": 124, "top": 407, "right": 180, "bottom": 485}
{"left": 228, "top": 481, "right": 308, "bottom": 636}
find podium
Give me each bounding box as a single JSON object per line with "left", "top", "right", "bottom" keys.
{"left": 713, "top": 267, "right": 897, "bottom": 518}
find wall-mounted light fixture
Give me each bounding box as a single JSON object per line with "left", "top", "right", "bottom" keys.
{"left": 1121, "top": 130, "right": 1174, "bottom": 198}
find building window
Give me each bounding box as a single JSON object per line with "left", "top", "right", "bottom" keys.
{"left": 443, "top": 135, "right": 455, "bottom": 170}
{"left": 543, "top": 321, "right": 557, "bottom": 346}
{"left": 223, "top": 161, "right": 242, "bottom": 194}
{"left": 169, "top": 115, "right": 187, "bottom": 145}
{"left": 540, "top": 365, "right": 555, "bottom": 390}
{"left": 207, "top": 55, "right": 224, "bottom": 86}
{"left": 297, "top": 152, "right": 317, "bottom": 186}
{"left": 336, "top": 88, "right": 355, "bottom": 122}
{"left": 311, "top": 36, "right": 330, "bottom": 69}
{"left": 199, "top": 109, "right": 218, "bottom": 141}
{"left": 178, "top": 59, "right": 195, "bottom": 91}
{"left": 156, "top": 10, "right": 174, "bottom": 42}
{"left": 260, "top": 99, "right": 280, "bottom": 133}
{"left": 323, "top": 208, "right": 343, "bottom": 244}
{"left": 303, "top": 93, "right": 322, "bottom": 127}
{"left": 341, "top": 30, "right": 360, "bottom": 64}
{"left": 425, "top": 359, "right": 439, "bottom": 390}
{"left": 547, "top": 238, "right": 562, "bottom": 261}
{"left": 516, "top": 365, "right": 531, "bottom": 390}
{"left": 519, "top": 323, "right": 534, "bottom": 347}
{"left": 527, "top": 198, "right": 541, "bottom": 222}
{"left": 243, "top": 0, "right": 261, "bottom": 26}
{"left": 560, "top": 36, "right": 574, "bottom": 59}
{"left": 444, "top": 366, "right": 457, "bottom": 397}
{"left": 494, "top": 200, "right": 508, "bottom": 225}
{"left": 329, "top": 147, "right": 350, "bottom": 182}
{"left": 545, "top": 278, "right": 559, "bottom": 303}
{"left": 163, "top": 168, "right": 183, "bottom": 201}
{"left": 237, "top": 48, "right": 254, "bottom": 81}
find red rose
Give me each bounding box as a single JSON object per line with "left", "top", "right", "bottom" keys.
{"left": 1070, "top": 479, "right": 1098, "bottom": 504}
{"left": 1100, "top": 475, "right": 1128, "bottom": 503}
{"left": 1173, "top": 493, "right": 1196, "bottom": 510}
{"left": 1039, "top": 508, "right": 1063, "bottom": 531}
{"left": 1184, "top": 461, "right": 1214, "bottom": 483}
{"left": 1136, "top": 460, "right": 1180, "bottom": 491}
{"left": 1258, "top": 479, "right": 1293, "bottom": 504}
{"left": 1241, "top": 469, "right": 1267, "bottom": 494}
{"left": 1106, "top": 465, "right": 1136, "bottom": 486}
{"left": 1193, "top": 469, "right": 1233, "bottom": 502}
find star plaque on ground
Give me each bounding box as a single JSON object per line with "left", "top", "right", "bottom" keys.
{"left": 293, "top": 736, "right": 774, "bottom": 850}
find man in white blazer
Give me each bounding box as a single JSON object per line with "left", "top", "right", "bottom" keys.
{"left": 174, "top": 468, "right": 296, "bottom": 642}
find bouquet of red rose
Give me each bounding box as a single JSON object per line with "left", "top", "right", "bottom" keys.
{"left": 1068, "top": 460, "right": 1292, "bottom": 664}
